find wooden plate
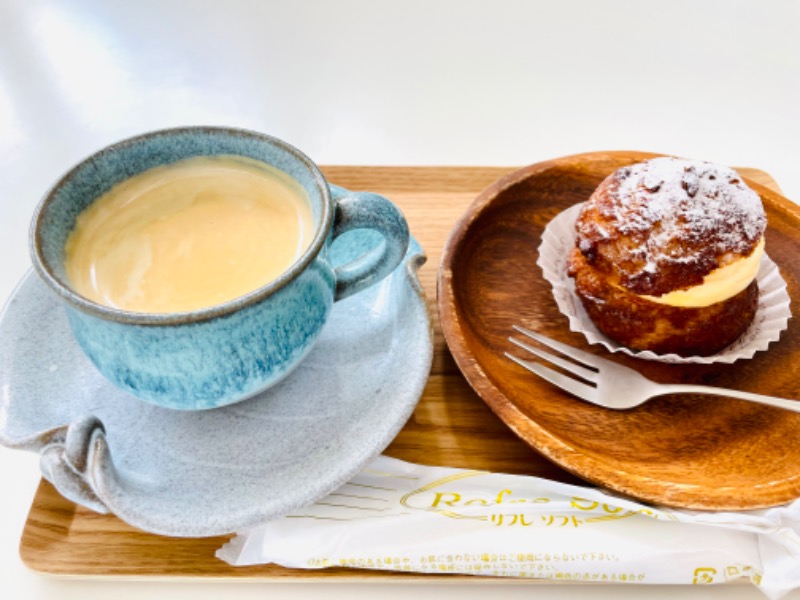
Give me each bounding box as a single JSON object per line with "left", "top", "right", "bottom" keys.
{"left": 438, "top": 150, "right": 800, "bottom": 511}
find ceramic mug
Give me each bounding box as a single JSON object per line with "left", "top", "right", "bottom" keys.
{"left": 30, "top": 126, "right": 409, "bottom": 410}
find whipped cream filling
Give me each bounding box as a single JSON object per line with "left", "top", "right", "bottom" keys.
{"left": 639, "top": 238, "right": 764, "bottom": 308}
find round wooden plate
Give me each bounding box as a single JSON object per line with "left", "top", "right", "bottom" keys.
{"left": 438, "top": 150, "right": 800, "bottom": 511}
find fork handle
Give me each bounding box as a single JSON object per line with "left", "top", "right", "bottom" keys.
{"left": 658, "top": 385, "right": 800, "bottom": 413}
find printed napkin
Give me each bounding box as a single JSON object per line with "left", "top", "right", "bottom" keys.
{"left": 217, "top": 456, "right": 800, "bottom": 599}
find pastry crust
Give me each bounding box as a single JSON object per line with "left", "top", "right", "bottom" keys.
{"left": 567, "top": 247, "right": 759, "bottom": 356}
{"left": 568, "top": 157, "right": 766, "bottom": 356}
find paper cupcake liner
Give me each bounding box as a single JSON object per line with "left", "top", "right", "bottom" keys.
{"left": 537, "top": 203, "right": 792, "bottom": 364}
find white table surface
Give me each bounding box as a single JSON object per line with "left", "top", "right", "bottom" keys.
{"left": 1, "top": 1, "right": 798, "bottom": 598}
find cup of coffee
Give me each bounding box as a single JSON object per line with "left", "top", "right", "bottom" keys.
{"left": 30, "top": 127, "right": 409, "bottom": 410}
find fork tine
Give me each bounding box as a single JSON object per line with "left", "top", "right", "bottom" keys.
{"left": 505, "top": 352, "right": 600, "bottom": 403}
{"left": 509, "top": 336, "right": 599, "bottom": 383}
{"left": 512, "top": 325, "right": 608, "bottom": 369}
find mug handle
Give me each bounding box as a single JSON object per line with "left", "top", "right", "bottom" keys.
{"left": 329, "top": 185, "right": 410, "bottom": 301}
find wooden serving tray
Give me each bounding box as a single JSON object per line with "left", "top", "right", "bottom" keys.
{"left": 19, "top": 164, "right": 783, "bottom": 578}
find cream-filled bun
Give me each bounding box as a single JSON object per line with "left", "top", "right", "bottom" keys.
{"left": 567, "top": 157, "right": 766, "bottom": 356}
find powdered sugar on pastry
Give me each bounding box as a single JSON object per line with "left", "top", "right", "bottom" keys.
{"left": 575, "top": 156, "right": 766, "bottom": 297}
{"left": 611, "top": 157, "right": 764, "bottom": 254}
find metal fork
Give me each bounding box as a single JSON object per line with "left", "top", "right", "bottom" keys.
{"left": 505, "top": 325, "right": 800, "bottom": 412}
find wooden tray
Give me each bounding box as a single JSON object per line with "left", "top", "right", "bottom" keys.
{"left": 19, "top": 164, "right": 784, "bottom": 578}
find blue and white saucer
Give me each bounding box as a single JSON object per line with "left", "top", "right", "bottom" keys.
{"left": 0, "top": 234, "right": 432, "bottom": 537}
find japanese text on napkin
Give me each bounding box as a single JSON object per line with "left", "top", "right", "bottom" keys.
{"left": 218, "top": 456, "right": 800, "bottom": 599}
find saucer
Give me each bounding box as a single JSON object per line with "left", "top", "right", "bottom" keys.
{"left": 0, "top": 234, "right": 432, "bottom": 537}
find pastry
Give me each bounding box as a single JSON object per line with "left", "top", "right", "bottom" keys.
{"left": 567, "top": 157, "right": 766, "bottom": 356}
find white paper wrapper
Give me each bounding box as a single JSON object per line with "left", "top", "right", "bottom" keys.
{"left": 217, "top": 456, "right": 800, "bottom": 599}
{"left": 537, "top": 203, "right": 792, "bottom": 364}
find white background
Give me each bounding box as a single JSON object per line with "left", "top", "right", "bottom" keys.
{"left": 1, "top": 0, "right": 799, "bottom": 598}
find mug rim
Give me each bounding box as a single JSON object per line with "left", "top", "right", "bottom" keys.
{"left": 29, "top": 126, "right": 333, "bottom": 326}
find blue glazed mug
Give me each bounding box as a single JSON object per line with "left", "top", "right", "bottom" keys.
{"left": 30, "top": 127, "right": 409, "bottom": 410}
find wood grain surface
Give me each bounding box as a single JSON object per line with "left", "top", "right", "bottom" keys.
{"left": 18, "top": 162, "right": 791, "bottom": 578}
{"left": 439, "top": 152, "right": 800, "bottom": 511}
